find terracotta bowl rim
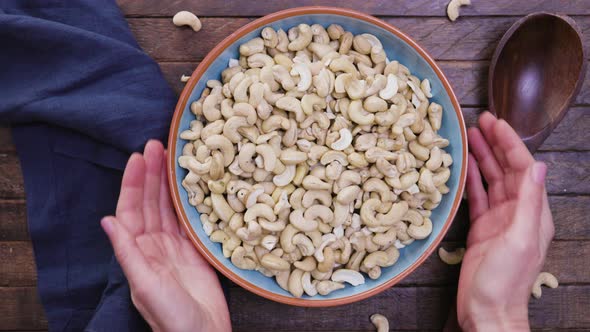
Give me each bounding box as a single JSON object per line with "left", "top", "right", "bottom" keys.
{"left": 167, "top": 6, "right": 467, "bottom": 307}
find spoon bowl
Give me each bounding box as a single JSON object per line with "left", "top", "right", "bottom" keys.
{"left": 489, "top": 12, "right": 585, "bottom": 152}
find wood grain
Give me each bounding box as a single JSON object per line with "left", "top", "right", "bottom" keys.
{"left": 0, "top": 200, "right": 28, "bottom": 241}
{"left": 538, "top": 152, "right": 590, "bottom": 195}
{"left": 461, "top": 107, "right": 590, "bottom": 151}
{"left": 0, "top": 287, "right": 47, "bottom": 330}
{"left": 229, "top": 285, "right": 590, "bottom": 330}
{"left": 540, "top": 107, "right": 590, "bottom": 151}
{"left": 1, "top": 195, "right": 589, "bottom": 243}
{"left": 1, "top": 240, "right": 588, "bottom": 288}
{"left": 442, "top": 195, "right": 590, "bottom": 241}
{"left": 1, "top": 109, "right": 587, "bottom": 156}
{"left": 117, "top": 0, "right": 590, "bottom": 17}
{"left": 0, "top": 242, "right": 36, "bottom": 287}
{"left": 157, "top": 61, "right": 590, "bottom": 107}
{"left": 0, "top": 154, "right": 23, "bottom": 199}
{"left": 547, "top": 196, "right": 590, "bottom": 240}
{"left": 128, "top": 17, "right": 590, "bottom": 62}
{"left": 1, "top": 285, "right": 589, "bottom": 331}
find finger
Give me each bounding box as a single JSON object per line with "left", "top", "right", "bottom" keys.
{"left": 539, "top": 192, "right": 555, "bottom": 253}
{"left": 493, "top": 119, "right": 535, "bottom": 171}
{"left": 101, "top": 216, "right": 152, "bottom": 287}
{"left": 486, "top": 182, "right": 507, "bottom": 207}
{"left": 508, "top": 162, "right": 547, "bottom": 241}
{"left": 468, "top": 127, "right": 503, "bottom": 184}
{"left": 116, "top": 153, "right": 146, "bottom": 235}
{"left": 466, "top": 153, "right": 489, "bottom": 221}
{"left": 479, "top": 112, "right": 509, "bottom": 169}
{"left": 142, "top": 140, "right": 164, "bottom": 232}
{"left": 478, "top": 111, "right": 499, "bottom": 148}
{"left": 160, "top": 150, "right": 180, "bottom": 234}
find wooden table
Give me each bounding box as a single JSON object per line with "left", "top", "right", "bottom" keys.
{"left": 1, "top": 1, "right": 589, "bottom": 331}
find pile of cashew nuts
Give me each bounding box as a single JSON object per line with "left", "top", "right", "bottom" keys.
{"left": 178, "top": 23, "right": 453, "bottom": 298}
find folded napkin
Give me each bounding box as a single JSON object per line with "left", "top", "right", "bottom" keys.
{"left": 1, "top": 0, "right": 177, "bottom": 330}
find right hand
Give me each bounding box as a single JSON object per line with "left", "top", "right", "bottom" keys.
{"left": 457, "top": 112, "right": 554, "bottom": 331}
{"left": 101, "top": 140, "right": 231, "bottom": 332}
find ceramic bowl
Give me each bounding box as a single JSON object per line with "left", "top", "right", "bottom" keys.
{"left": 168, "top": 6, "right": 467, "bottom": 307}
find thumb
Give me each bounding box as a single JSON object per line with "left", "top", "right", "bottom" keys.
{"left": 101, "top": 216, "right": 151, "bottom": 286}
{"left": 509, "top": 162, "right": 547, "bottom": 238}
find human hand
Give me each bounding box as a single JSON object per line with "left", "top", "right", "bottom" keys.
{"left": 101, "top": 140, "right": 231, "bottom": 332}
{"left": 457, "top": 112, "right": 554, "bottom": 331}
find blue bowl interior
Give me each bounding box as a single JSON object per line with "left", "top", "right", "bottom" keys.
{"left": 174, "top": 14, "right": 464, "bottom": 301}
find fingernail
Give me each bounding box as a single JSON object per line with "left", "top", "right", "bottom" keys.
{"left": 101, "top": 217, "right": 115, "bottom": 235}
{"left": 531, "top": 162, "right": 547, "bottom": 184}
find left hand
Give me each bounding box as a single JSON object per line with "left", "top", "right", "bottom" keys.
{"left": 101, "top": 140, "right": 231, "bottom": 332}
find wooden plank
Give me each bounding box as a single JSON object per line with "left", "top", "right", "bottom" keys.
{"left": 159, "top": 62, "right": 196, "bottom": 96}
{"left": 6, "top": 107, "right": 589, "bottom": 155}
{"left": 0, "top": 127, "right": 14, "bottom": 153}
{"left": 128, "top": 17, "right": 590, "bottom": 62}
{"left": 129, "top": 18, "right": 254, "bottom": 62}
{"left": 438, "top": 61, "right": 488, "bottom": 106}
{"left": 540, "top": 107, "right": 590, "bottom": 151}
{"left": 7, "top": 149, "right": 582, "bottom": 198}
{"left": 438, "top": 62, "right": 590, "bottom": 107}
{"left": 547, "top": 196, "right": 590, "bottom": 240}
{"left": 117, "top": 0, "right": 590, "bottom": 17}
{"left": 156, "top": 61, "right": 590, "bottom": 107}
{"left": 1, "top": 195, "right": 588, "bottom": 248}
{"left": 0, "top": 154, "right": 24, "bottom": 199}
{"left": 229, "top": 285, "right": 590, "bottom": 330}
{"left": 446, "top": 195, "right": 590, "bottom": 241}
{"left": 0, "top": 287, "right": 47, "bottom": 330}
{"left": 545, "top": 241, "right": 590, "bottom": 286}
{"left": 456, "top": 107, "right": 590, "bottom": 151}
{"left": 0, "top": 200, "right": 28, "bottom": 241}
{"left": 144, "top": 61, "right": 590, "bottom": 152}
{"left": 228, "top": 241, "right": 589, "bottom": 285}
{"left": 0, "top": 285, "right": 589, "bottom": 331}
{"left": 0, "top": 242, "right": 36, "bottom": 287}
{"left": 538, "top": 152, "right": 590, "bottom": 195}
{"left": 2, "top": 239, "right": 588, "bottom": 289}
{"left": 159, "top": 62, "right": 195, "bottom": 97}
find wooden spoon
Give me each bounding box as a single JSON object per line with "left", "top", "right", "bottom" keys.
{"left": 489, "top": 12, "right": 586, "bottom": 153}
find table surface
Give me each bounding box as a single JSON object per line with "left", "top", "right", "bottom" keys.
{"left": 1, "top": 1, "right": 590, "bottom": 331}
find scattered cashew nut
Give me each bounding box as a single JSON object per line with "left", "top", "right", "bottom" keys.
{"left": 438, "top": 247, "right": 466, "bottom": 265}
{"left": 447, "top": 0, "right": 471, "bottom": 22}
{"left": 172, "top": 11, "right": 202, "bottom": 32}
{"left": 531, "top": 272, "right": 559, "bottom": 299}
{"left": 370, "top": 314, "right": 389, "bottom": 332}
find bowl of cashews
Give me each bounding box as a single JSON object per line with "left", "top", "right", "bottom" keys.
{"left": 168, "top": 6, "right": 467, "bottom": 306}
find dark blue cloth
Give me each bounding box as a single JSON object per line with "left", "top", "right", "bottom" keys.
{"left": 1, "top": 0, "right": 177, "bottom": 330}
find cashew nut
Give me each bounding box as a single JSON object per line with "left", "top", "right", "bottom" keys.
{"left": 447, "top": 0, "right": 471, "bottom": 21}
{"left": 288, "top": 268, "right": 305, "bottom": 297}
{"left": 331, "top": 269, "right": 365, "bottom": 286}
{"left": 316, "top": 280, "right": 345, "bottom": 295}
{"left": 172, "top": 11, "right": 202, "bottom": 32}
{"left": 370, "top": 314, "right": 389, "bottom": 332}
{"left": 438, "top": 247, "right": 466, "bottom": 265}
{"left": 532, "top": 272, "right": 559, "bottom": 299}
